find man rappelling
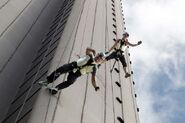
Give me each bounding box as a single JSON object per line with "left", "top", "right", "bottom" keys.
{"left": 105, "top": 32, "right": 142, "bottom": 78}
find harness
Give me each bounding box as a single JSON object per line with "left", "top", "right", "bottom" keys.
{"left": 115, "top": 39, "right": 126, "bottom": 55}
{"left": 78, "top": 55, "right": 95, "bottom": 69}
{"left": 119, "top": 40, "right": 125, "bottom": 49}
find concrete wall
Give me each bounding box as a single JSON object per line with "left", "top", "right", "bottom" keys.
{"left": 27, "top": 0, "right": 140, "bottom": 123}
{"left": 0, "top": 0, "right": 65, "bottom": 122}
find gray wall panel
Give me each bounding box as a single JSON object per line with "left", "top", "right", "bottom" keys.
{"left": 0, "top": 0, "right": 65, "bottom": 122}
{"left": 1, "top": 0, "right": 140, "bottom": 122}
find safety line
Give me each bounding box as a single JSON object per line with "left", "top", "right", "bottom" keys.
{"left": 105, "top": 0, "right": 116, "bottom": 122}
{"left": 80, "top": 75, "right": 89, "bottom": 123}
{"left": 110, "top": 60, "right": 116, "bottom": 123}
{"left": 89, "top": 0, "right": 98, "bottom": 47}
{"left": 95, "top": 74, "right": 105, "bottom": 88}
{"left": 80, "top": 1, "right": 95, "bottom": 122}
{"left": 77, "top": 1, "right": 92, "bottom": 122}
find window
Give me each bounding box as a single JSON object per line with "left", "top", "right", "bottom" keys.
{"left": 113, "top": 24, "right": 116, "bottom": 28}
{"left": 116, "top": 97, "right": 122, "bottom": 103}
{"left": 113, "top": 31, "right": 117, "bottom": 35}
{"left": 112, "top": 13, "right": 116, "bottom": 16}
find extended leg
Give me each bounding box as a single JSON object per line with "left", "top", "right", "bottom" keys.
{"left": 105, "top": 51, "right": 118, "bottom": 61}
{"left": 55, "top": 70, "right": 81, "bottom": 90}
{"left": 118, "top": 54, "right": 130, "bottom": 78}
{"left": 47, "top": 62, "right": 77, "bottom": 83}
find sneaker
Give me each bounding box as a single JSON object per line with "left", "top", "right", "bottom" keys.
{"left": 38, "top": 80, "right": 49, "bottom": 86}
{"left": 48, "top": 87, "right": 58, "bottom": 95}
{"left": 125, "top": 73, "right": 131, "bottom": 78}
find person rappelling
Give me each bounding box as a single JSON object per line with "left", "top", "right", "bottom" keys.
{"left": 105, "top": 32, "right": 142, "bottom": 78}
{"left": 38, "top": 48, "right": 104, "bottom": 94}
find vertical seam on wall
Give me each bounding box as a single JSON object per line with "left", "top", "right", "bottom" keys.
{"left": 104, "top": 0, "right": 108, "bottom": 122}
{"left": 79, "top": 1, "right": 91, "bottom": 123}
{"left": 118, "top": 63, "right": 125, "bottom": 120}
{"left": 80, "top": 0, "right": 98, "bottom": 122}
{"left": 0, "top": 0, "right": 11, "bottom": 10}
{"left": 110, "top": 62, "right": 116, "bottom": 123}
{"left": 79, "top": 0, "right": 91, "bottom": 55}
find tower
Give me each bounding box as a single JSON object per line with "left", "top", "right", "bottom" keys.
{"left": 0, "top": 0, "right": 139, "bottom": 123}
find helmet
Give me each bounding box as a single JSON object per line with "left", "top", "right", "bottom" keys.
{"left": 123, "top": 32, "right": 129, "bottom": 37}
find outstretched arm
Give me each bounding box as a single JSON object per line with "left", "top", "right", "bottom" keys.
{"left": 86, "top": 47, "right": 96, "bottom": 56}
{"left": 125, "top": 39, "right": 142, "bottom": 47}
{"left": 91, "top": 75, "right": 99, "bottom": 91}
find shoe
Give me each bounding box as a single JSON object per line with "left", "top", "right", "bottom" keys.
{"left": 125, "top": 73, "right": 131, "bottom": 78}
{"left": 38, "top": 80, "right": 49, "bottom": 86}
{"left": 48, "top": 87, "right": 58, "bottom": 95}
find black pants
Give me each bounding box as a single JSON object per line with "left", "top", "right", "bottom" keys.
{"left": 46, "top": 61, "right": 77, "bottom": 83}
{"left": 55, "top": 70, "right": 81, "bottom": 90}
{"left": 105, "top": 51, "right": 127, "bottom": 67}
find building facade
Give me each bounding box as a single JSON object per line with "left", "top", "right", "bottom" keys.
{"left": 0, "top": 0, "right": 139, "bottom": 123}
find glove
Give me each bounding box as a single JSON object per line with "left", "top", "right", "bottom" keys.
{"left": 137, "top": 41, "right": 142, "bottom": 45}
{"left": 95, "top": 86, "right": 100, "bottom": 91}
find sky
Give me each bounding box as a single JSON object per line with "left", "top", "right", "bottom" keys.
{"left": 122, "top": 0, "right": 185, "bottom": 123}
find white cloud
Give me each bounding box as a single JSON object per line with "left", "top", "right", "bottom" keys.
{"left": 122, "top": 0, "right": 185, "bottom": 123}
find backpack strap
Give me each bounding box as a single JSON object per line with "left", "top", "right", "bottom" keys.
{"left": 79, "top": 54, "right": 95, "bottom": 69}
